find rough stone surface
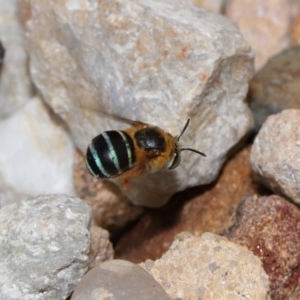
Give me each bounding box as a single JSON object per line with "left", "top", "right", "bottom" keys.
{"left": 74, "top": 150, "right": 144, "bottom": 234}
{"left": 140, "top": 232, "right": 270, "bottom": 300}
{"left": 26, "top": 0, "right": 254, "bottom": 207}
{"left": 115, "top": 146, "right": 263, "bottom": 262}
{"left": 0, "top": 0, "right": 33, "bottom": 118}
{"left": 88, "top": 225, "right": 114, "bottom": 270}
{"left": 0, "top": 96, "right": 75, "bottom": 207}
{"left": 0, "top": 194, "right": 92, "bottom": 300}
{"left": 226, "top": 195, "right": 300, "bottom": 300}
{"left": 248, "top": 46, "right": 300, "bottom": 131}
{"left": 71, "top": 260, "right": 171, "bottom": 300}
{"left": 226, "top": 0, "right": 292, "bottom": 70}
{"left": 250, "top": 109, "right": 300, "bottom": 204}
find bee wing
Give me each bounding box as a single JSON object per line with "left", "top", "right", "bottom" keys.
{"left": 74, "top": 102, "right": 149, "bottom": 127}
{"left": 105, "top": 112, "right": 147, "bottom": 127}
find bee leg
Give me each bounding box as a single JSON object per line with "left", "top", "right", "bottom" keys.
{"left": 122, "top": 179, "right": 130, "bottom": 190}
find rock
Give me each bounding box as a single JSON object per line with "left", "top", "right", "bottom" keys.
{"left": 74, "top": 150, "right": 144, "bottom": 235}
{"left": 88, "top": 226, "right": 114, "bottom": 270}
{"left": 248, "top": 46, "right": 300, "bottom": 131}
{"left": 115, "top": 146, "right": 262, "bottom": 262}
{"left": 226, "top": 0, "right": 291, "bottom": 70}
{"left": 0, "top": 0, "right": 33, "bottom": 118}
{"left": 71, "top": 259, "right": 171, "bottom": 300}
{"left": 250, "top": 109, "right": 300, "bottom": 204}
{"left": 0, "top": 194, "right": 92, "bottom": 300}
{"left": 0, "top": 96, "right": 75, "bottom": 207}
{"left": 26, "top": 0, "right": 254, "bottom": 207}
{"left": 226, "top": 195, "right": 300, "bottom": 300}
{"left": 140, "top": 232, "right": 270, "bottom": 300}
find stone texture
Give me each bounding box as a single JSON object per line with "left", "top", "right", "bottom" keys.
{"left": 26, "top": 0, "right": 254, "bottom": 207}
{"left": 226, "top": 0, "right": 292, "bottom": 70}
{"left": 226, "top": 195, "right": 300, "bottom": 300}
{"left": 248, "top": 46, "right": 300, "bottom": 131}
{"left": 115, "top": 146, "right": 262, "bottom": 262}
{"left": 140, "top": 232, "right": 270, "bottom": 300}
{"left": 74, "top": 150, "right": 144, "bottom": 234}
{"left": 0, "top": 96, "right": 75, "bottom": 207}
{"left": 0, "top": 194, "right": 92, "bottom": 300}
{"left": 0, "top": 0, "right": 33, "bottom": 118}
{"left": 88, "top": 225, "right": 114, "bottom": 270}
{"left": 250, "top": 109, "right": 300, "bottom": 204}
{"left": 71, "top": 260, "right": 171, "bottom": 300}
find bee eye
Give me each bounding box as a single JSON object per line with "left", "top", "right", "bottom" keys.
{"left": 169, "top": 148, "right": 181, "bottom": 169}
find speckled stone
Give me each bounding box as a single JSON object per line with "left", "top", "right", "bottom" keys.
{"left": 248, "top": 46, "right": 300, "bottom": 131}
{"left": 226, "top": 195, "right": 300, "bottom": 299}
{"left": 115, "top": 146, "right": 262, "bottom": 262}
{"left": 0, "top": 194, "right": 92, "bottom": 300}
{"left": 140, "top": 232, "right": 270, "bottom": 300}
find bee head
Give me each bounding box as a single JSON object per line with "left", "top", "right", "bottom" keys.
{"left": 168, "top": 119, "right": 206, "bottom": 170}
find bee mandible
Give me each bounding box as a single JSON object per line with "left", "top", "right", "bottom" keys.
{"left": 85, "top": 115, "right": 206, "bottom": 189}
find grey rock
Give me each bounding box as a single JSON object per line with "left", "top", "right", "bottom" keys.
{"left": 250, "top": 109, "right": 300, "bottom": 204}
{"left": 71, "top": 259, "right": 171, "bottom": 300}
{"left": 141, "top": 232, "right": 270, "bottom": 300}
{"left": 0, "top": 194, "right": 92, "bottom": 300}
{"left": 26, "top": 0, "right": 254, "bottom": 207}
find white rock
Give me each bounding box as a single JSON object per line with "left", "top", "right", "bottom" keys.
{"left": 0, "top": 96, "right": 75, "bottom": 206}
{"left": 26, "top": 0, "right": 254, "bottom": 207}
{"left": 141, "top": 232, "right": 270, "bottom": 300}
{"left": 250, "top": 109, "right": 300, "bottom": 204}
{"left": 0, "top": 194, "right": 92, "bottom": 300}
{"left": 0, "top": 0, "right": 33, "bottom": 118}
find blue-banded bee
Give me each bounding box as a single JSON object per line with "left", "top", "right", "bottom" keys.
{"left": 85, "top": 115, "right": 206, "bottom": 189}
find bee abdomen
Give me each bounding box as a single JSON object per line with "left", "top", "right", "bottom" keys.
{"left": 86, "top": 130, "right": 135, "bottom": 178}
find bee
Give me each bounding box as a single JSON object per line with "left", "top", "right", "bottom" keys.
{"left": 85, "top": 115, "right": 206, "bottom": 189}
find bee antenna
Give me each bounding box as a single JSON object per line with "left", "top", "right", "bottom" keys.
{"left": 180, "top": 148, "right": 206, "bottom": 157}
{"left": 177, "top": 119, "right": 190, "bottom": 141}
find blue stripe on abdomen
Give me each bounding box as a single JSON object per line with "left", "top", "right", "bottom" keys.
{"left": 85, "top": 130, "right": 136, "bottom": 178}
